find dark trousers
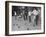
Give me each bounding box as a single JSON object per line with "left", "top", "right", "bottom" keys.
{"left": 24, "top": 15, "right": 28, "bottom": 20}
{"left": 35, "top": 15, "right": 39, "bottom": 25}
{"left": 29, "top": 16, "right": 31, "bottom": 22}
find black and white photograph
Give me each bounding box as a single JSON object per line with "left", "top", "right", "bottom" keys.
{"left": 12, "top": 6, "right": 41, "bottom": 31}
{"left": 5, "top": 1, "right": 45, "bottom": 36}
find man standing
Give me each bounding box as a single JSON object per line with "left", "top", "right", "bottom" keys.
{"left": 28, "top": 10, "right": 32, "bottom": 22}
{"left": 24, "top": 11, "right": 28, "bottom": 20}
{"left": 14, "top": 11, "right": 17, "bottom": 20}
{"left": 32, "top": 8, "right": 39, "bottom": 26}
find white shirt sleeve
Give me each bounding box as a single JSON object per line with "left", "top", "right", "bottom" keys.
{"left": 15, "top": 12, "right": 16, "bottom": 15}
{"left": 28, "top": 11, "right": 32, "bottom": 16}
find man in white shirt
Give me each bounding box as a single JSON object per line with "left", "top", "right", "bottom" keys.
{"left": 14, "top": 11, "right": 17, "bottom": 20}
{"left": 28, "top": 11, "right": 32, "bottom": 22}
{"left": 32, "top": 8, "right": 39, "bottom": 26}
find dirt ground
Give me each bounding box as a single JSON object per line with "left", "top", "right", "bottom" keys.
{"left": 12, "top": 16, "right": 41, "bottom": 31}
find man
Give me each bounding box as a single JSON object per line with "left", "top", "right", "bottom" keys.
{"left": 24, "top": 11, "right": 28, "bottom": 20}
{"left": 14, "top": 11, "right": 17, "bottom": 20}
{"left": 22, "top": 10, "right": 26, "bottom": 20}
{"left": 32, "top": 8, "right": 39, "bottom": 26}
{"left": 28, "top": 10, "right": 32, "bottom": 22}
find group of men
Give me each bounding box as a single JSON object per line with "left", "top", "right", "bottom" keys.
{"left": 14, "top": 7, "right": 40, "bottom": 26}
{"left": 23, "top": 8, "right": 40, "bottom": 25}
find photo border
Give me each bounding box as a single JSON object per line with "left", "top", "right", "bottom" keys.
{"left": 5, "top": 1, "right": 45, "bottom": 36}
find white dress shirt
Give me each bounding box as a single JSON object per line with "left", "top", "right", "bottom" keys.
{"left": 32, "top": 10, "right": 39, "bottom": 16}
{"left": 28, "top": 11, "right": 32, "bottom": 16}
{"left": 14, "top": 11, "right": 16, "bottom": 15}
